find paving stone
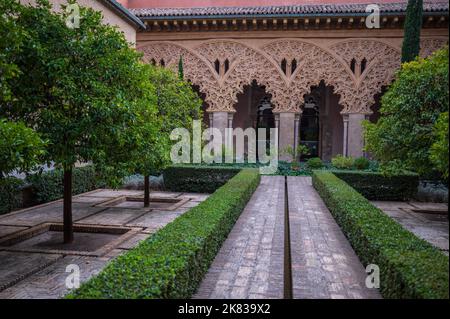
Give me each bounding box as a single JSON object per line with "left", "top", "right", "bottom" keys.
{"left": 372, "top": 200, "right": 449, "bottom": 253}
{"left": 77, "top": 207, "right": 148, "bottom": 226}
{"left": 117, "top": 233, "right": 151, "bottom": 249}
{"left": 0, "top": 256, "right": 109, "bottom": 299}
{"left": 0, "top": 202, "right": 105, "bottom": 227}
{"left": 193, "top": 176, "right": 285, "bottom": 299}
{"left": 82, "top": 189, "right": 144, "bottom": 198}
{"left": 0, "top": 251, "right": 62, "bottom": 291}
{"left": 0, "top": 226, "right": 28, "bottom": 239}
{"left": 288, "top": 176, "right": 381, "bottom": 299}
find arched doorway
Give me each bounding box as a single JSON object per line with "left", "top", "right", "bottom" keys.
{"left": 233, "top": 80, "right": 275, "bottom": 161}
{"left": 301, "top": 81, "right": 343, "bottom": 161}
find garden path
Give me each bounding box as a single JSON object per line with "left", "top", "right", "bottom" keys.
{"left": 194, "top": 176, "right": 381, "bottom": 299}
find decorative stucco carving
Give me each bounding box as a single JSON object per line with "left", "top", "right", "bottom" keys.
{"left": 330, "top": 40, "right": 401, "bottom": 113}
{"left": 138, "top": 37, "right": 445, "bottom": 115}
{"left": 420, "top": 38, "right": 448, "bottom": 57}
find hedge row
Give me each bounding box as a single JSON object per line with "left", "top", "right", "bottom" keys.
{"left": 67, "top": 169, "right": 260, "bottom": 298}
{"left": 0, "top": 165, "right": 105, "bottom": 215}
{"left": 163, "top": 165, "right": 241, "bottom": 193}
{"left": 312, "top": 171, "right": 449, "bottom": 299}
{"left": 0, "top": 177, "right": 25, "bottom": 215}
{"left": 25, "top": 165, "right": 106, "bottom": 204}
{"left": 332, "top": 170, "right": 419, "bottom": 200}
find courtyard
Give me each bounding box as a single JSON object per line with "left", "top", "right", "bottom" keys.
{"left": 0, "top": 0, "right": 448, "bottom": 304}
{"left": 0, "top": 189, "right": 208, "bottom": 298}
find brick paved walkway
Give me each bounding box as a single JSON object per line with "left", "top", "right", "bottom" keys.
{"left": 194, "top": 176, "right": 381, "bottom": 299}
{"left": 194, "top": 176, "right": 285, "bottom": 299}
{"left": 288, "top": 176, "right": 380, "bottom": 299}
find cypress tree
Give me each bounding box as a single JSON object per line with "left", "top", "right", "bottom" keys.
{"left": 401, "top": 0, "right": 423, "bottom": 63}
{"left": 178, "top": 55, "right": 184, "bottom": 79}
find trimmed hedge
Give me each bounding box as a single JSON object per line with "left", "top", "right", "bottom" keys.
{"left": 163, "top": 165, "right": 241, "bottom": 193}
{"left": 0, "top": 177, "right": 25, "bottom": 215}
{"left": 332, "top": 170, "right": 419, "bottom": 200}
{"left": 26, "top": 165, "right": 105, "bottom": 204}
{"left": 312, "top": 171, "right": 449, "bottom": 299}
{"left": 67, "top": 169, "right": 260, "bottom": 299}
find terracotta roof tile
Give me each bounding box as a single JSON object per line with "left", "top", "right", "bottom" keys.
{"left": 130, "top": 1, "right": 449, "bottom": 18}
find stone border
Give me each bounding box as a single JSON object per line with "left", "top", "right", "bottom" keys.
{"left": 0, "top": 223, "right": 142, "bottom": 257}
{"left": 95, "top": 196, "right": 190, "bottom": 211}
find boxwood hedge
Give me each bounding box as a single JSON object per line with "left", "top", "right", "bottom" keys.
{"left": 0, "top": 177, "right": 25, "bottom": 215}
{"left": 332, "top": 170, "right": 419, "bottom": 200}
{"left": 67, "top": 169, "right": 260, "bottom": 299}
{"left": 312, "top": 171, "right": 448, "bottom": 299}
{"left": 163, "top": 165, "right": 241, "bottom": 193}
{"left": 26, "top": 165, "right": 106, "bottom": 204}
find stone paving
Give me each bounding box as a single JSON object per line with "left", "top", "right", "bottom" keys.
{"left": 194, "top": 176, "right": 285, "bottom": 299}
{"left": 371, "top": 201, "right": 449, "bottom": 255}
{"left": 194, "top": 176, "right": 381, "bottom": 299}
{"left": 287, "top": 176, "right": 381, "bottom": 299}
{"left": 0, "top": 189, "right": 208, "bottom": 299}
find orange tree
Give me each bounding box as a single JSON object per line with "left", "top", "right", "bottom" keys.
{"left": 1, "top": 1, "right": 161, "bottom": 243}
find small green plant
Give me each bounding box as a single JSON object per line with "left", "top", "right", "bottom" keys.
{"left": 353, "top": 157, "right": 370, "bottom": 170}
{"left": 331, "top": 154, "right": 354, "bottom": 169}
{"left": 306, "top": 157, "right": 323, "bottom": 169}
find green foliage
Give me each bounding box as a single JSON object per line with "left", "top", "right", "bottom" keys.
{"left": 163, "top": 165, "right": 241, "bottom": 193}
{"left": 282, "top": 144, "right": 310, "bottom": 162}
{"left": 306, "top": 157, "right": 323, "bottom": 169}
{"left": 364, "top": 47, "right": 449, "bottom": 176}
{"left": 1, "top": 0, "right": 158, "bottom": 185}
{"left": 178, "top": 55, "right": 184, "bottom": 80}
{"left": 332, "top": 170, "right": 419, "bottom": 200}
{"left": 401, "top": 0, "right": 423, "bottom": 63}
{"left": 429, "top": 111, "right": 449, "bottom": 178}
{"left": 135, "top": 66, "right": 202, "bottom": 176}
{"left": 0, "top": 177, "right": 24, "bottom": 215}
{"left": 331, "top": 154, "right": 354, "bottom": 169}
{"left": 0, "top": 0, "right": 25, "bottom": 102}
{"left": 312, "top": 171, "right": 448, "bottom": 299}
{"left": 66, "top": 169, "right": 260, "bottom": 299}
{"left": 0, "top": 119, "right": 46, "bottom": 177}
{"left": 26, "top": 165, "right": 105, "bottom": 204}
{"left": 353, "top": 157, "right": 370, "bottom": 170}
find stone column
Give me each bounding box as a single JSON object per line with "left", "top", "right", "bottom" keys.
{"left": 277, "top": 112, "right": 297, "bottom": 162}
{"left": 211, "top": 111, "right": 229, "bottom": 141}
{"left": 347, "top": 113, "right": 365, "bottom": 158}
{"left": 342, "top": 114, "right": 349, "bottom": 156}
{"left": 294, "top": 113, "right": 301, "bottom": 160}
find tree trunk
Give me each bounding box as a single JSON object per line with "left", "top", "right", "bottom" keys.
{"left": 63, "top": 167, "right": 73, "bottom": 244}
{"left": 144, "top": 175, "right": 150, "bottom": 208}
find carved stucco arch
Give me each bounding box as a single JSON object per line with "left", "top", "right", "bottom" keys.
{"left": 138, "top": 41, "right": 222, "bottom": 111}
{"left": 194, "top": 40, "right": 287, "bottom": 112}
{"left": 330, "top": 39, "right": 401, "bottom": 114}
{"left": 262, "top": 39, "right": 355, "bottom": 113}
{"left": 138, "top": 38, "right": 446, "bottom": 115}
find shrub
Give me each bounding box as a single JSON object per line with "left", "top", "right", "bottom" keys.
{"left": 364, "top": 47, "right": 449, "bottom": 176}
{"left": 26, "top": 165, "right": 105, "bottom": 204}
{"left": 331, "top": 154, "right": 354, "bottom": 169}
{"left": 332, "top": 170, "right": 419, "bottom": 200}
{"left": 353, "top": 157, "right": 370, "bottom": 170}
{"left": 0, "top": 177, "right": 24, "bottom": 215}
{"left": 163, "top": 165, "right": 241, "bottom": 193}
{"left": 312, "top": 171, "right": 448, "bottom": 299}
{"left": 67, "top": 169, "right": 260, "bottom": 299}
{"left": 306, "top": 157, "right": 324, "bottom": 169}
{"left": 429, "top": 111, "right": 449, "bottom": 179}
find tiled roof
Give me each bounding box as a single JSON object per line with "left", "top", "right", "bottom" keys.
{"left": 102, "top": 0, "right": 146, "bottom": 28}
{"left": 131, "top": 1, "right": 449, "bottom": 18}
